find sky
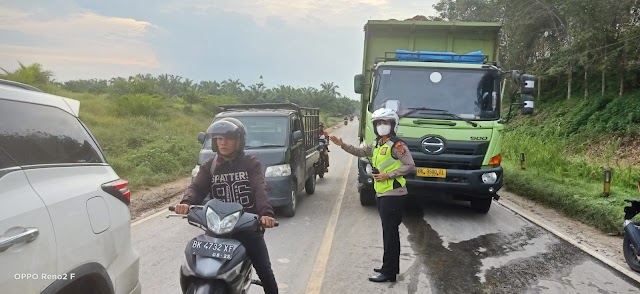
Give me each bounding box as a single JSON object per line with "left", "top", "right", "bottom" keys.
{"left": 0, "top": 0, "right": 439, "bottom": 99}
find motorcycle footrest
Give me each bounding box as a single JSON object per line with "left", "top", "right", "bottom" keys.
{"left": 251, "top": 279, "right": 263, "bottom": 286}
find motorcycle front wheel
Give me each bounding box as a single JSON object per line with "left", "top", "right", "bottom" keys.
{"left": 623, "top": 227, "right": 640, "bottom": 272}
{"left": 187, "top": 281, "right": 229, "bottom": 294}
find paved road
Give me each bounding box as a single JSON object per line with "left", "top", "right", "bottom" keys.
{"left": 133, "top": 120, "right": 640, "bottom": 293}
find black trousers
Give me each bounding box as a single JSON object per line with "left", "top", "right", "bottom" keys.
{"left": 375, "top": 195, "right": 406, "bottom": 276}
{"left": 235, "top": 230, "right": 278, "bottom": 294}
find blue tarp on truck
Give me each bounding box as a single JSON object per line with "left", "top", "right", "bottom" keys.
{"left": 395, "top": 49, "right": 486, "bottom": 64}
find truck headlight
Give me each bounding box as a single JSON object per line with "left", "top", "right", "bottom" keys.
{"left": 482, "top": 172, "right": 498, "bottom": 184}
{"left": 265, "top": 164, "right": 291, "bottom": 177}
{"left": 365, "top": 164, "right": 373, "bottom": 175}
{"left": 191, "top": 165, "right": 200, "bottom": 178}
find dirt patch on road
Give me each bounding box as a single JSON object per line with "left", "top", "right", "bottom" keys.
{"left": 130, "top": 177, "right": 191, "bottom": 221}
{"left": 497, "top": 189, "right": 628, "bottom": 270}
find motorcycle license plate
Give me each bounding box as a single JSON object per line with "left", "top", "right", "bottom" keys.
{"left": 191, "top": 239, "right": 235, "bottom": 260}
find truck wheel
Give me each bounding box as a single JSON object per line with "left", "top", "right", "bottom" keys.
{"left": 282, "top": 181, "right": 297, "bottom": 217}
{"left": 471, "top": 197, "right": 492, "bottom": 214}
{"left": 360, "top": 189, "right": 376, "bottom": 206}
{"left": 305, "top": 173, "right": 316, "bottom": 195}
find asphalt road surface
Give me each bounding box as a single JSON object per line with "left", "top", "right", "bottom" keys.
{"left": 133, "top": 120, "right": 640, "bottom": 294}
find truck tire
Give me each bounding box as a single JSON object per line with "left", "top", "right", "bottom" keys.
{"left": 282, "top": 180, "right": 297, "bottom": 217}
{"left": 305, "top": 173, "right": 316, "bottom": 195}
{"left": 360, "top": 189, "right": 376, "bottom": 206}
{"left": 471, "top": 197, "right": 492, "bottom": 214}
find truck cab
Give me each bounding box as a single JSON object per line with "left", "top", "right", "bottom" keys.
{"left": 191, "top": 103, "right": 321, "bottom": 217}
{"left": 353, "top": 20, "right": 535, "bottom": 213}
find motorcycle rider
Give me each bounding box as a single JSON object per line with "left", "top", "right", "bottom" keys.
{"left": 175, "top": 117, "right": 279, "bottom": 294}
{"left": 329, "top": 108, "right": 415, "bottom": 283}
{"left": 319, "top": 123, "right": 330, "bottom": 172}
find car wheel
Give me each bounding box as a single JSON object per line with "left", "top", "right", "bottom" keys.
{"left": 305, "top": 172, "right": 316, "bottom": 195}
{"left": 282, "top": 181, "right": 297, "bottom": 217}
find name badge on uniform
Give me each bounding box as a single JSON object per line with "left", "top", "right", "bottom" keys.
{"left": 381, "top": 146, "right": 388, "bottom": 155}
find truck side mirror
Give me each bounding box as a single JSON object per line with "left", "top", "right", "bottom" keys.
{"left": 292, "top": 130, "right": 303, "bottom": 143}
{"left": 520, "top": 74, "right": 535, "bottom": 115}
{"left": 354, "top": 74, "right": 364, "bottom": 94}
{"left": 198, "top": 132, "right": 206, "bottom": 144}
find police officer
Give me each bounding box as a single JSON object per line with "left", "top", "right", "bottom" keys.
{"left": 329, "top": 108, "right": 415, "bottom": 282}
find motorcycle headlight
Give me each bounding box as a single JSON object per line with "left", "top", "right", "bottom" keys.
{"left": 365, "top": 164, "right": 373, "bottom": 175}
{"left": 206, "top": 207, "right": 240, "bottom": 235}
{"left": 265, "top": 164, "right": 291, "bottom": 177}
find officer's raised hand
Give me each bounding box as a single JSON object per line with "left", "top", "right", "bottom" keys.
{"left": 329, "top": 136, "right": 343, "bottom": 146}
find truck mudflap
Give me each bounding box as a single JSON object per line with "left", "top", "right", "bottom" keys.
{"left": 356, "top": 158, "right": 502, "bottom": 198}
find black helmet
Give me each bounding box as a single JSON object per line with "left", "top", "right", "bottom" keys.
{"left": 207, "top": 117, "right": 246, "bottom": 153}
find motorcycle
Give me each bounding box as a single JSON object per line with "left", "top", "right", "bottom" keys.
{"left": 315, "top": 135, "right": 329, "bottom": 178}
{"left": 166, "top": 199, "right": 278, "bottom": 294}
{"left": 343, "top": 120, "right": 348, "bottom": 125}
{"left": 623, "top": 181, "right": 640, "bottom": 272}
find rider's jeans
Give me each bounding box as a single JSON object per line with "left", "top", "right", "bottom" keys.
{"left": 235, "top": 230, "right": 279, "bottom": 294}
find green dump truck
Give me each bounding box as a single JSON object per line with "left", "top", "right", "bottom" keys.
{"left": 353, "top": 20, "right": 536, "bottom": 213}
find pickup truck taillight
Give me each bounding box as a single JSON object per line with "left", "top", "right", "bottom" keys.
{"left": 102, "top": 179, "right": 131, "bottom": 205}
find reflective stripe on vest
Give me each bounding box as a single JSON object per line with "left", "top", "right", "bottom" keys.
{"left": 371, "top": 139, "right": 406, "bottom": 194}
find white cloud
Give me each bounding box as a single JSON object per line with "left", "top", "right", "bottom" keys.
{"left": 0, "top": 6, "right": 160, "bottom": 81}
{"left": 165, "top": 0, "right": 438, "bottom": 28}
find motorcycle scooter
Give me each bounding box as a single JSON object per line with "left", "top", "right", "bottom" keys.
{"left": 167, "top": 199, "right": 278, "bottom": 293}
{"left": 623, "top": 181, "right": 640, "bottom": 272}
{"left": 316, "top": 135, "right": 329, "bottom": 178}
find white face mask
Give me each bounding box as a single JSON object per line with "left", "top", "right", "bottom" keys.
{"left": 376, "top": 124, "right": 391, "bottom": 136}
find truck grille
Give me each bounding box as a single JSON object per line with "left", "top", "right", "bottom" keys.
{"left": 401, "top": 138, "right": 489, "bottom": 170}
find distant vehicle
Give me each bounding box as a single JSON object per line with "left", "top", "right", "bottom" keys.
{"left": 192, "top": 103, "right": 321, "bottom": 217}
{"left": 0, "top": 79, "right": 141, "bottom": 294}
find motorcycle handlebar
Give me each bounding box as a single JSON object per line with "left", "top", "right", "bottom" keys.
{"left": 168, "top": 205, "right": 279, "bottom": 227}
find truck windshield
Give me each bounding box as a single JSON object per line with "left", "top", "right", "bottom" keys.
{"left": 205, "top": 116, "right": 289, "bottom": 149}
{"left": 371, "top": 67, "right": 499, "bottom": 120}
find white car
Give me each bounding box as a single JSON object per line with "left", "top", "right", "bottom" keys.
{"left": 0, "top": 79, "right": 141, "bottom": 294}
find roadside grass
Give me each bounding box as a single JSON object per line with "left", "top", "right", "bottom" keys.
{"left": 501, "top": 94, "right": 640, "bottom": 235}
{"left": 52, "top": 88, "right": 343, "bottom": 192}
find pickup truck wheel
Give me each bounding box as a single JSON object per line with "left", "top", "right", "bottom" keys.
{"left": 282, "top": 181, "right": 297, "bottom": 217}
{"left": 471, "top": 197, "right": 492, "bottom": 214}
{"left": 359, "top": 189, "right": 376, "bottom": 206}
{"left": 305, "top": 173, "right": 316, "bottom": 195}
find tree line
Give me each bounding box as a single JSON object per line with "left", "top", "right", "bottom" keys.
{"left": 1, "top": 62, "right": 359, "bottom": 117}
{"left": 405, "top": 0, "right": 640, "bottom": 100}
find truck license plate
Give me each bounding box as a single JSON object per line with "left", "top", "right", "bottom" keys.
{"left": 416, "top": 168, "right": 446, "bottom": 178}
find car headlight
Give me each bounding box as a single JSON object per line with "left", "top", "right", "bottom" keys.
{"left": 191, "top": 165, "right": 200, "bottom": 178}
{"left": 206, "top": 207, "right": 240, "bottom": 235}
{"left": 265, "top": 164, "right": 291, "bottom": 177}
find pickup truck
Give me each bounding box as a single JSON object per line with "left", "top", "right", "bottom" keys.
{"left": 191, "top": 103, "right": 322, "bottom": 217}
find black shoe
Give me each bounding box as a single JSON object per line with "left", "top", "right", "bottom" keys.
{"left": 374, "top": 267, "right": 382, "bottom": 273}
{"left": 368, "top": 273, "right": 396, "bottom": 282}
